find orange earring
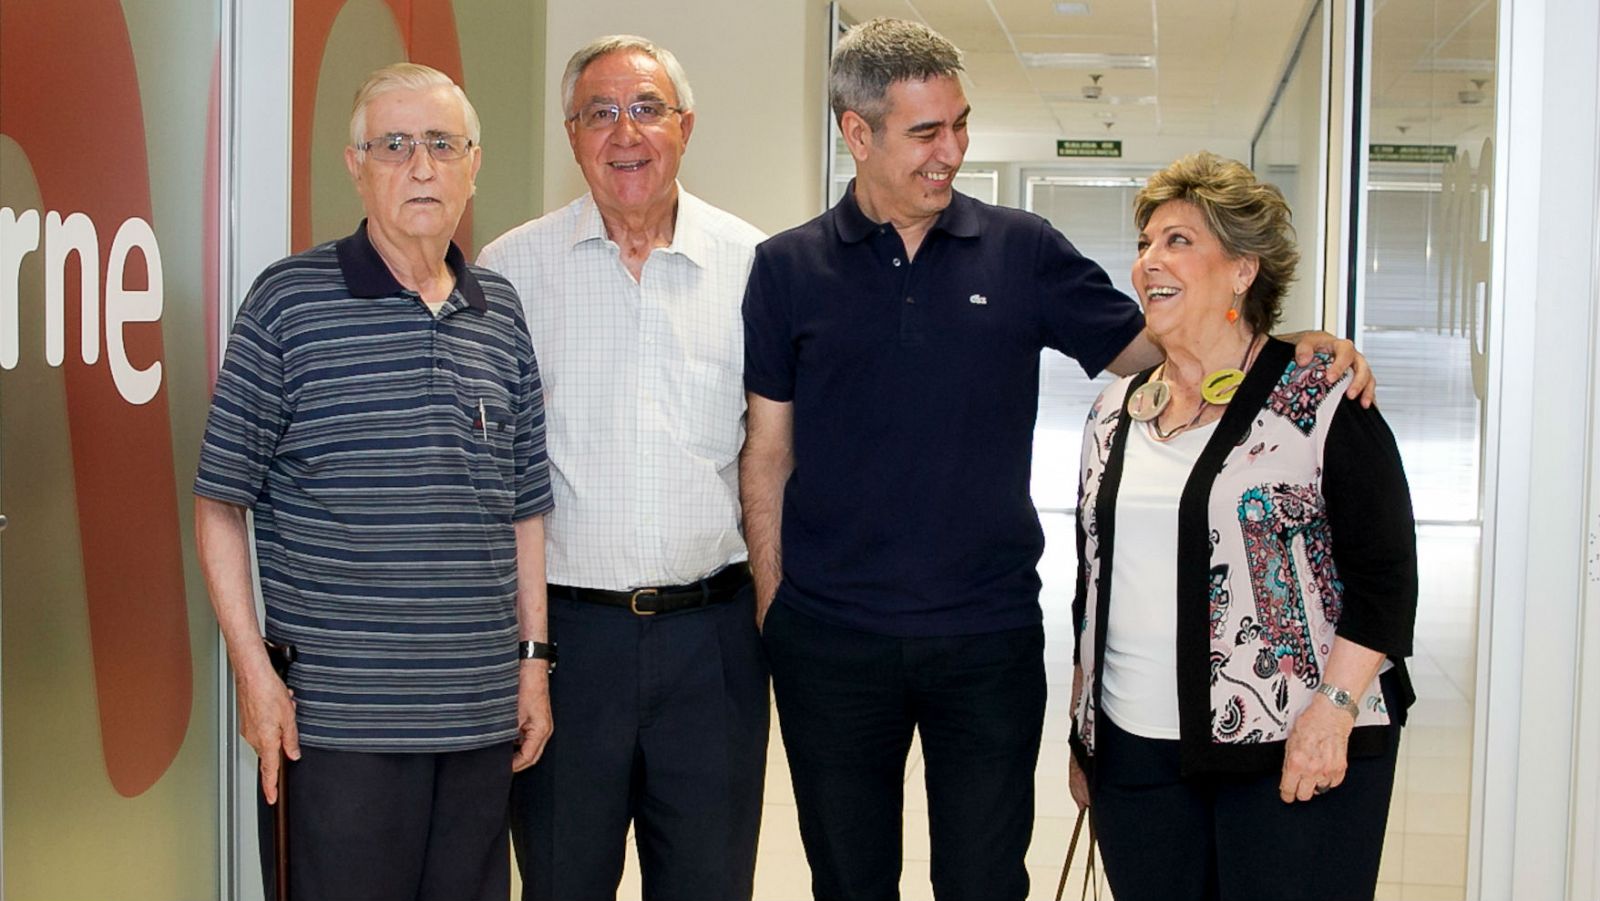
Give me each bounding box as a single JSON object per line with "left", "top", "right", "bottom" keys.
{"left": 1226, "top": 308, "right": 1239, "bottom": 323}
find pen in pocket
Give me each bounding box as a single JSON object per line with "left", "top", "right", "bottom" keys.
{"left": 478, "top": 398, "right": 489, "bottom": 442}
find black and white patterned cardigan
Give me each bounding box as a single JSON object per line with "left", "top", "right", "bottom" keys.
{"left": 1071, "top": 338, "right": 1418, "bottom": 775}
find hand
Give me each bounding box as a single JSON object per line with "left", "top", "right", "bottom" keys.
{"left": 1279, "top": 695, "right": 1355, "bottom": 803}
{"left": 755, "top": 595, "right": 774, "bottom": 634}
{"left": 1291, "top": 331, "right": 1376, "bottom": 408}
{"left": 1068, "top": 752, "right": 1091, "bottom": 810}
{"left": 237, "top": 665, "right": 299, "bottom": 804}
{"left": 512, "top": 662, "right": 553, "bottom": 771}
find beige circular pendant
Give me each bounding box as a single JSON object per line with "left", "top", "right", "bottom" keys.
{"left": 1127, "top": 380, "right": 1171, "bottom": 422}
{"left": 1200, "top": 368, "right": 1245, "bottom": 405}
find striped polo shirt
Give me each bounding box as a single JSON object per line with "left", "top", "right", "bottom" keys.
{"left": 196, "top": 221, "right": 554, "bottom": 752}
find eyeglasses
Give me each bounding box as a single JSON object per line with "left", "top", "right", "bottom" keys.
{"left": 357, "top": 133, "right": 476, "bottom": 163}
{"left": 569, "top": 100, "right": 684, "bottom": 131}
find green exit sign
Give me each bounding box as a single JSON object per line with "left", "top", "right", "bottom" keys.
{"left": 1369, "top": 143, "right": 1457, "bottom": 163}
{"left": 1057, "top": 139, "right": 1122, "bottom": 158}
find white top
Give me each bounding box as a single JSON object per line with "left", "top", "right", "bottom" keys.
{"left": 477, "top": 188, "right": 766, "bottom": 589}
{"left": 1101, "top": 415, "right": 1218, "bottom": 739}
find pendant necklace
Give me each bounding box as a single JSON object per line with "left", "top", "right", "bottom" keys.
{"left": 1128, "top": 335, "right": 1259, "bottom": 441}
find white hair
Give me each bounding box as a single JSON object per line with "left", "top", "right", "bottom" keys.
{"left": 349, "top": 62, "right": 481, "bottom": 147}
{"left": 560, "top": 35, "right": 695, "bottom": 119}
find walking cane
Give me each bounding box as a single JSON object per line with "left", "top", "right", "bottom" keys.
{"left": 264, "top": 639, "right": 297, "bottom": 901}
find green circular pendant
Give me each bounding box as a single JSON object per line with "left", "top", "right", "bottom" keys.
{"left": 1200, "top": 368, "right": 1245, "bottom": 405}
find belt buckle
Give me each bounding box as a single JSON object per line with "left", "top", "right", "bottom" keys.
{"left": 629, "top": 587, "right": 659, "bottom": 616}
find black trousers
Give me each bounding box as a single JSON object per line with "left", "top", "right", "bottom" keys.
{"left": 510, "top": 586, "right": 770, "bottom": 901}
{"left": 257, "top": 743, "right": 513, "bottom": 901}
{"left": 763, "top": 600, "right": 1048, "bottom": 901}
{"left": 1089, "top": 708, "right": 1401, "bottom": 901}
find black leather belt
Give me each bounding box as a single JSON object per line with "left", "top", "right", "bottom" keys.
{"left": 550, "top": 563, "right": 751, "bottom": 616}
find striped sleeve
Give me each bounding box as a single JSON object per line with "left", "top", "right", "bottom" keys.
{"left": 195, "top": 304, "right": 287, "bottom": 507}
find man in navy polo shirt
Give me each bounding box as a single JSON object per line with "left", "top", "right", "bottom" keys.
{"left": 741, "top": 18, "right": 1373, "bottom": 901}
{"left": 195, "top": 63, "right": 553, "bottom": 901}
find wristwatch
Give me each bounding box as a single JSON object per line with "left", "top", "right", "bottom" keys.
{"left": 518, "top": 640, "right": 558, "bottom": 672}
{"left": 1316, "top": 682, "right": 1360, "bottom": 719}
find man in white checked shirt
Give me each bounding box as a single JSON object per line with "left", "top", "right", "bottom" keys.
{"left": 478, "top": 35, "right": 768, "bottom": 901}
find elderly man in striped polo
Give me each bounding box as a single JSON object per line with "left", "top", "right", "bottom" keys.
{"left": 195, "top": 63, "right": 554, "bottom": 901}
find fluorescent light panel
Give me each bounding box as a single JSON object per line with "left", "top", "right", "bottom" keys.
{"left": 1054, "top": 2, "right": 1091, "bottom": 14}
{"left": 1410, "top": 57, "right": 1494, "bottom": 74}
{"left": 1022, "top": 52, "right": 1155, "bottom": 69}
{"left": 1041, "top": 92, "right": 1158, "bottom": 105}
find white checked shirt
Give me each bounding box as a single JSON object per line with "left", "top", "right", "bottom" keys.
{"left": 478, "top": 188, "right": 765, "bottom": 590}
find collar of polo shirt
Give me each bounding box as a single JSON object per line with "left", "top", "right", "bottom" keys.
{"left": 832, "top": 178, "right": 982, "bottom": 246}
{"left": 336, "top": 218, "right": 489, "bottom": 310}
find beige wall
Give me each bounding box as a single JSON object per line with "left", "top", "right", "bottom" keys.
{"left": 458, "top": 0, "right": 547, "bottom": 247}
{"left": 542, "top": 0, "right": 827, "bottom": 236}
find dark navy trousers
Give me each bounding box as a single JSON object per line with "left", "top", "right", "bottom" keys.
{"left": 1089, "top": 688, "right": 1402, "bottom": 901}
{"left": 510, "top": 585, "right": 770, "bottom": 901}
{"left": 257, "top": 742, "right": 514, "bottom": 901}
{"left": 763, "top": 600, "right": 1048, "bottom": 901}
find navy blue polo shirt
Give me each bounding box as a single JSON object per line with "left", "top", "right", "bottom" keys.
{"left": 196, "top": 221, "right": 554, "bottom": 752}
{"left": 743, "top": 186, "right": 1144, "bottom": 637}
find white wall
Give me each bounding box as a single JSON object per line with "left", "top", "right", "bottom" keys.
{"left": 542, "top": 0, "right": 828, "bottom": 237}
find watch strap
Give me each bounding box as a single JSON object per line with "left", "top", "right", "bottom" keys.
{"left": 518, "top": 640, "right": 557, "bottom": 667}
{"left": 1316, "top": 682, "right": 1360, "bottom": 719}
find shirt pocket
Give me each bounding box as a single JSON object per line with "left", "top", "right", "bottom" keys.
{"left": 671, "top": 358, "right": 745, "bottom": 466}
{"left": 468, "top": 395, "right": 516, "bottom": 515}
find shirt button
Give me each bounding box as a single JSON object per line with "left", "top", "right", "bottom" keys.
{"left": 905, "top": 296, "right": 915, "bottom": 304}
{"left": 435, "top": 360, "right": 444, "bottom": 369}
{"left": 892, "top": 258, "right": 902, "bottom": 267}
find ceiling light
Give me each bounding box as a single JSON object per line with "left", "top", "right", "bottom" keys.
{"left": 1411, "top": 57, "right": 1494, "bottom": 74}
{"left": 1054, "top": 2, "right": 1091, "bottom": 14}
{"left": 1042, "top": 92, "right": 1157, "bottom": 106}
{"left": 1022, "top": 52, "right": 1154, "bottom": 69}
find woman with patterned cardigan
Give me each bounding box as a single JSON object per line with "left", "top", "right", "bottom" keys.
{"left": 1066, "top": 152, "right": 1418, "bottom": 901}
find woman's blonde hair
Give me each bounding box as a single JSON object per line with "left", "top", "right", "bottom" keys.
{"left": 1134, "top": 151, "right": 1299, "bottom": 331}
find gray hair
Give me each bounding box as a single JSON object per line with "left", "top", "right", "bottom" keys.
{"left": 350, "top": 62, "right": 481, "bottom": 148}
{"left": 560, "top": 35, "right": 695, "bottom": 119}
{"left": 830, "top": 17, "right": 963, "bottom": 131}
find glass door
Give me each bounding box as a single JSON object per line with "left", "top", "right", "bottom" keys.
{"left": 1353, "top": 0, "right": 1499, "bottom": 896}
{"left": 1023, "top": 175, "right": 1145, "bottom": 511}
{"left": 0, "top": 0, "right": 225, "bottom": 897}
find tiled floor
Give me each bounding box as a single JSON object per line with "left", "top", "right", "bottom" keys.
{"left": 542, "top": 521, "right": 1477, "bottom": 901}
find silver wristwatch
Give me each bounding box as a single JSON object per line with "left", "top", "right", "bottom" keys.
{"left": 1316, "top": 682, "right": 1360, "bottom": 719}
